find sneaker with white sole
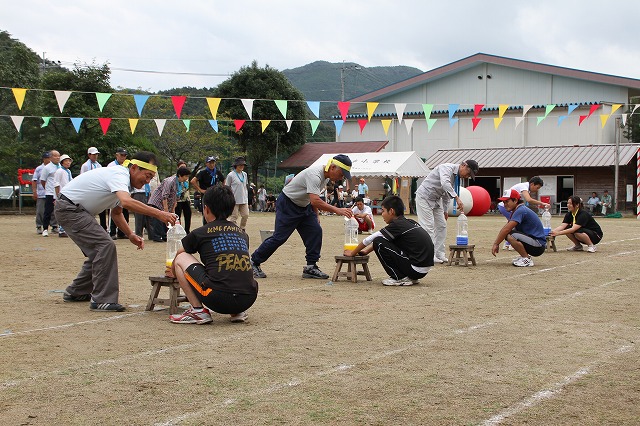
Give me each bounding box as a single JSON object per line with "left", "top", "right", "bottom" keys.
{"left": 566, "top": 245, "right": 583, "bottom": 251}
{"left": 90, "top": 301, "right": 125, "bottom": 311}
{"left": 251, "top": 260, "right": 267, "bottom": 278}
{"left": 42, "top": 230, "right": 49, "bottom": 237}
{"left": 512, "top": 256, "right": 524, "bottom": 264}
{"left": 302, "top": 265, "right": 329, "bottom": 279}
{"left": 169, "top": 307, "right": 213, "bottom": 324}
{"left": 382, "top": 277, "right": 415, "bottom": 286}
{"left": 513, "top": 256, "right": 534, "bottom": 267}
{"left": 504, "top": 242, "right": 513, "bottom": 250}
{"left": 587, "top": 245, "right": 597, "bottom": 253}
{"left": 437, "top": 256, "right": 449, "bottom": 263}
{"left": 433, "top": 257, "right": 444, "bottom": 264}
{"left": 63, "top": 292, "right": 91, "bottom": 302}
{"left": 230, "top": 311, "right": 248, "bottom": 323}
{"left": 36, "top": 226, "right": 43, "bottom": 234}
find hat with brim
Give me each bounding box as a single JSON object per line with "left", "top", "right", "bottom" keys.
{"left": 233, "top": 157, "right": 247, "bottom": 167}
{"left": 59, "top": 154, "right": 72, "bottom": 163}
{"left": 205, "top": 156, "right": 217, "bottom": 163}
{"left": 115, "top": 147, "right": 128, "bottom": 155}
{"left": 497, "top": 188, "right": 521, "bottom": 201}
{"left": 329, "top": 154, "right": 352, "bottom": 180}
{"left": 87, "top": 147, "right": 100, "bottom": 155}
{"left": 464, "top": 159, "right": 479, "bottom": 179}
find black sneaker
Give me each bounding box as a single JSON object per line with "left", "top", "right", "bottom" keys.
{"left": 90, "top": 301, "right": 125, "bottom": 312}
{"left": 251, "top": 260, "right": 267, "bottom": 278}
{"left": 302, "top": 265, "right": 329, "bottom": 279}
{"left": 63, "top": 292, "right": 92, "bottom": 302}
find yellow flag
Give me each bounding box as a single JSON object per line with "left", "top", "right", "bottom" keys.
{"left": 494, "top": 117, "right": 503, "bottom": 129}
{"left": 611, "top": 104, "right": 622, "bottom": 115}
{"left": 261, "top": 120, "right": 271, "bottom": 133}
{"left": 12, "top": 88, "right": 27, "bottom": 110}
{"left": 381, "top": 119, "right": 392, "bottom": 135}
{"left": 206, "top": 98, "right": 221, "bottom": 120}
{"left": 367, "top": 102, "right": 379, "bottom": 122}
{"left": 498, "top": 104, "right": 509, "bottom": 118}
{"left": 600, "top": 114, "right": 609, "bottom": 129}
{"left": 129, "top": 118, "right": 139, "bottom": 134}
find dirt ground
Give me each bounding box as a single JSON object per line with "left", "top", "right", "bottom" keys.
{"left": 1, "top": 209, "right": 639, "bottom": 425}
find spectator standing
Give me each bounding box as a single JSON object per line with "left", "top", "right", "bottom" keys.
{"left": 107, "top": 148, "right": 130, "bottom": 240}
{"left": 174, "top": 160, "right": 192, "bottom": 233}
{"left": 147, "top": 167, "right": 191, "bottom": 242}
{"left": 31, "top": 151, "right": 57, "bottom": 234}
{"left": 257, "top": 184, "right": 267, "bottom": 212}
{"left": 247, "top": 183, "right": 256, "bottom": 212}
{"left": 226, "top": 157, "right": 250, "bottom": 231}
{"left": 191, "top": 156, "right": 225, "bottom": 225}
{"left": 53, "top": 154, "right": 74, "bottom": 237}
{"left": 39, "top": 150, "right": 61, "bottom": 237}
{"left": 80, "top": 146, "right": 107, "bottom": 230}
{"left": 357, "top": 178, "right": 369, "bottom": 198}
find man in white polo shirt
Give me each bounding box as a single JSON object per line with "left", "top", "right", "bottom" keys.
{"left": 55, "top": 151, "right": 178, "bottom": 312}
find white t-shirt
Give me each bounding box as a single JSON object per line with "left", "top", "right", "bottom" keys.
{"left": 352, "top": 204, "right": 375, "bottom": 228}
{"left": 257, "top": 187, "right": 267, "bottom": 201}
{"left": 40, "top": 162, "right": 60, "bottom": 196}
{"left": 225, "top": 170, "right": 248, "bottom": 204}
{"left": 61, "top": 166, "right": 131, "bottom": 215}
{"left": 80, "top": 159, "right": 102, "bottom": 174}
{"left": 54, "top": 167, "right": 73, "bottom": 193}
{"left": 282, "top": 164, "right": 327, "bottom": 207}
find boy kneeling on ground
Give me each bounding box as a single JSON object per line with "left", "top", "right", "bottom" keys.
{"left": 169, "top": 185, "right": 259, "bottom": 324}
{"left": 344, "top": 195, "right": 434, "bottom": 286}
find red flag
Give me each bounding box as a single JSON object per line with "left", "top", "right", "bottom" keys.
{"left": 338, "top": 101, "right": 350, "bottom": 122}
{"left": 473, "top": 104, "right": 484, "bottom": 118}
{"left": 472, "top": 117, "right": 481, "bottom": 131}
{"left": 579, "top": 115, "right": 588, "bottom": 126}
{"left": 587, "top": 104, "right": 599, "bottom": 118}
{"left": 98, "top": 117, "right": 111, "bottom": 135}
{"left": 171, "top": 96, "right": 187, "bottom": 119}
{"left": 358, "top": 119, "right": 368, "bottom": 133}
{"left": 234, "top": 119, "right": 245, "bottom": 132}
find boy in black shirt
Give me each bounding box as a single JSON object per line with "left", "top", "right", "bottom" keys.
{"left": 169, "top": 185, "right": 258, "bottom": 324}
{"left": 344, "top": 195, "right": 434, "bottom": 286}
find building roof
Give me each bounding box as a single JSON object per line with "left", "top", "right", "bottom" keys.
{"left": 278, "top": 141, "right": 389, "bottom": 171}
{"left": 425, "top": 144, "right": 640, "bottom": 169}
{"left": 350, "top": 53, "right": 640, "bottom": 103}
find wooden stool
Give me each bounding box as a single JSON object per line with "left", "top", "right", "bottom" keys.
{"left": 146, "top": 276, "right": 188, "bottom": 314}
{"left": 332, "top": 255, "right": 372, "bottom": 282}
{"left": 447, "top": 244, "right": 476, "bottom": 267}
{"left": 546, "top": 235, "right": 557, "bottom": 252}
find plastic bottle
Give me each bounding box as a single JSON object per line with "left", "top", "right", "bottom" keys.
{"left": 456, "top": 212, "right": 468, "bottom": 245}
{"left": 542, "top": 205, "right": 552, "bottom": 236}
{"left": 166, "top": 220, "right": 187, "bottom": 271}
{"left": 344, "top": 216, "right": 359, "bottom": 252}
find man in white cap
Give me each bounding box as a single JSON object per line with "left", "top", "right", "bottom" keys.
{"left": 80, "top": 146, "right": 107, "bottom": 230}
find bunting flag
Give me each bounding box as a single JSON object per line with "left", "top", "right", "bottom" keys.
{"left": 544, "top": 104, "right": 556, "bottom": 118}
{"left": 536, "top": 116, "right": 545, "bottom": 126}
{"left": 307, "top": 101, "right": 320, "bottom": 118}
{"left": 41, "top": 117, "right": 51, "bottom": 128}
{"left": 134, "top": 95, "right": 150, "bottom": 116}
{"left": 600, "top": 114, "right": 610, "bottom": 128}
{"left": 309, "top": 119, "right": 320, "bottom": 135}
{"left": 498, "top": 104, "right": 509, "bottom": 118}
{"left": 208, "top": 119, "right": 218, "bottom": 132}
{"left": 427, "top": 118, "right": 437, "bottom": 132}
{"left": 11, "top": 116, "right": 24, "bottom": 131}
{"left": 381, "top": 119, "right": 392, "bottom": 135}
{"left": 622, "top": 114, "right": 628, "bottom": 127}
{"left": 285, "top": 119, "right": 293, "bottom": 132}
{"left": 587, "top": 104, "right": 599, "bottom": 118}
{"left": 261, "top": 120, "right": 271, "bottom": 133}
{"left": 55, "top": 91, "right": 72, "bottom": 113}
{"left": 366, "top": 102, "right": 379, "bottom": 122}
{"left": 206, "top": 97, "right": 221, "bottom": 120}
{"left": 494, "top": 117, "right": 503, "bottom": 129}
{"left": 70, "top": 117, "right": 83, "bottom": 133}
{"left": 358, "top": 119, "right": 368, "bottom": 133}
{"left": 422, "top": 103, "right": 433, "bottom": 119}
{"left": 274, "top": 100, "right": 287, "bottom": 119}
{"left": 172, "top": 96, "right": 187, "bottom": 119}
{"left": 404, "top": 119, "right": 414, "bottom": 134}
{"left": 472, "top": 118, "right": 481, "bottom": 131}
{"left": 96, "top": 92, "right": 112, "bottom": 112}
{"left": 558, "top": 116, "right": 568, "bottom": 126}
{"left": 522, "top": 104, "right": 532, "bottom": 117}
{"left": 610, "top": 104, "right": 622, "bottom": 115}
{"left": 234, "top": 119, "right": 246, "bottom": 132}
{"left": 241, "top": 99, "right": 254, "bottom": 120}
{"left": 338, "top": 101, "right": 350, "bottom": 121}
{"left": 98, "top": 117, "right": 111, "bottom": 135}
{"left": 129, "top": 118, "right": 139, "bottom": 134}
{"left": 395, "top": 103, "right": 406, "bottom": 123}
{"left": 568, "top": 104, "right": 579, "bottom": 115}
{"left": 154, "top": 118, "right": 166, "bottom": 136}
{"left": 514, "top": 116, "right": 525, "bottom": 128}
{"left": 333, "top": 119, "right": 344, "bottom": 136}
{"left": 448, "top": 104, "right": 459, "bottom": 127}
{"left": 12, "top": 88, "right": 27, "bottom": 110}
{"left": 578, "top": 115, "right": 588, "bottom": 126}
{"left": 473, "top": 104, "right": 484, "bottom": 118}
{"left": 632, "top": 104, "right": 640, "bottom": 115}
{"left": 183, "top": 119, "right": 191, "bottom": 132}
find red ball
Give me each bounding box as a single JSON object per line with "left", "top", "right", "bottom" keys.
{"left": 467, "top": 186, "right": 491, "bottom": 216}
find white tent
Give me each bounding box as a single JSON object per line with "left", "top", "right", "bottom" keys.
{"left": 311, "top": 151, "right": 430, "bottom": 177}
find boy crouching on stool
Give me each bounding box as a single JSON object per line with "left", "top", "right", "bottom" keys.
{"left": 344, "top": 195, "right": 434, "bottom": 286}
{"left": 169, "top": 185, "right": 258, "bottom": 324}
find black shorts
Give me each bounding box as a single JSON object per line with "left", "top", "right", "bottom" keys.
{"left": 510, "top": 231, "right": 546, "bottom": 257}
{"left": 184, "top": 263, "right": 257, "bottom": 314}
{"left": 575, "top": 228, "right": 602, "bottom": 245}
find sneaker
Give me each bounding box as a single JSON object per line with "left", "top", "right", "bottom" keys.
{"left": 504, "top": 242, "right": 513, "bottom": 250}
{"left": 436, "top": 256, "right": 449, "bottom": 263}
{"left": 63, "top": 292, "right": 91, "bottom": 302}
{"left": 36, "top": 226, "right": 42, "bottom": 234}
{"left": 90, "top": 301, "right": 125, "bottom": 312}
{"left": 302, "top": 265, "right": 329, "bottom": 279}
{"left": 382, "top": 277, "right": 415, "bottom": 286}
{"left": 587, "top": 245, "right": 597, "bottom": 253}
{"left": 512, "top": 256, "right": 524, "bottom": 264}
{"left": 51, "top": 227, "right": 59, "bottom": 234}
{"left": 59, "top": 232, "right": 68, "bottom": 238}
{"left": 169, "top": 307, "right": 213, "bottom": 324}
{"left": 566, "top": 245, "right": 584, "bottom": 251}
{"left": 111, "top": 235, "right": 118, "bottom": 240}
{"left": 42, "top": 230, "right": 49, "bottom": 237}
{"left": 433, "top": 257, "right": 444, "bottom": 264}
{"left": 251, "top": 260, "right": 267, "bottom": 278}
{"left": 513, "top": 256, "right": 534, "bottom": 267}
{"left": 230, "top": 311, "right": 248, "bottom": 323}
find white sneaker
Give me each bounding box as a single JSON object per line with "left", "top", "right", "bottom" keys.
{"left": 437, "top": 256, "right": 449, "bottom": 263}
{"left": 503, "top": 242, "right": 512, "bottom": 250}
{"left": 513, "top": 256, "right": 534, "bottom": 267}
{"left": 587, "top": 245, "right": 597, "bottom": 253}
{"left": 382, "top": 277, "right": 415, "bottom": 286}
{"left": 566, "top": 245, "right": 583, "bottom": 251}
{"left": 512, "top": 256, "right": 524, "bottom": 264}
{"left": 433, "top": 257, "right": 444, "bottom": 264}
{"left": 42, "top": 230, "right": 49, "bottom": 237}
{"left": 230, "top": 311, "right": 248, "bottom": 323}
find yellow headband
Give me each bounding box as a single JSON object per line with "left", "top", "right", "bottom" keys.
{"left": 325, "top": 158, "right": 351, "bottom": 173}
{"left": 123, "top": 159, "right": 157, "bottom": 173}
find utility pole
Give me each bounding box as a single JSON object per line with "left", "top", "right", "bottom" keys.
{"left": 340, "top": 62, "right": 361, "bottom": 101}
{"left": 41, "top": 52, "right": 46, "bottom": 74}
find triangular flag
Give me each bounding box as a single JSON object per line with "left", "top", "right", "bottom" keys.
{"left": 95, "top": 92, "right": 112, "bottom": 112}
{"left": 472, "top": 117, "right": 481, "bottom": 131}
{"left": 632, "top": 104, "right": 640, "bottom": 115}
{"left": 70, "top": 117, "right": 83, "bottom": 133}
{"left": 172, "top": 96, "right": 187, "bottom": 119}
{"left": 10, "top": 116, "right": 24, "bottom": 132}
{"left": 610, "top": 104, "right": 622, "bottom": 115}
{"left": 129, "top": 118, "right": 139, "bottom": 134}
{"left": 522, "top": 104, "right": 532, "bottom": 117}
{"left": 134, "top": 94, "right": 150, "bottom": 116}
{"left": 274, "top": 100, "right": 288, "bottom": 119}
{"left": 544, "top": 104, "right": 556, "bottom": 118}
{"left": 448, "top": 104, "right": 459, "bottom": 121}
{"left": 579, "top": 115, "right": 588, "bottom": 126}
{"left": 310, "top": 120, "right": 321, "bottom": 135}
{"left": 234, "top": 119, "right": 246, "bottom": 132}
{"left": 183, "top": 119, "right": 191, "bottom": 132}
{"left": 261, "top": 120, "right": 271, "bottom": 133}
{"left": 515, "top": 116, "right": 525, "bottom": 128}
{"left": 536, "top": 116, "right": 545, "bottom": 125}
{"left": 154, "top": 119, "right": 166, "bottom": 136}
{"left": 98, "top": 117, "right": 111, "bottom": 135}
{"left": 587, "top": 104, "right": 599, "bottom": 118}
{"left": 285, "top": 120, "right": 293, "bottom": 132}
{"left": 473, "top": 104, "right": 484, "bottom": 118}
{"left": 381, "top": 119, "right": 392, "bottom": 135}
{"left": 493, "top": 117, "right": 503, "bottom": 129}
{"left": 600, "top": 114, "right": 610, "bottom": 128}
{"left": 567, "top": 104, "right": 579, "bottom": 115}
{"left": 206, "top": 98, "right": 221, "bottom": 120}
{"left": 334, "top": 119, "right": 344, "bottom": 136}
{"left": 498, "top": 104, "right": 509, "bottom": 118}
{"left": 12, "top": 88, "right": 27, "bottom": 110}
{"left": 395, "top": 103, "right": 406, "bottom": 123}
{"left": 422, "top": 103, "right": 433, "bottom": 119}
{"left": 41, "top": 117, "right": 51, "bottom": 128}
{"left": 338, "top": 101, "right": 350, "bottom": 121}
{"left": 449, "top": 118, "right": 459, "bottom": 128}
{"left": 307, "top": 101, "right": 320, "bottom": 118}
{"left": 358, "top": 119, "right": 368, "bottom": 133}
{"left": 208, "top": 120, "right": 218, "bottom": 132}
{"left": 622, "top": 114, "right": 627, "bottom": 127}
{"left": 366, "top": 102, "right": 379, "bottom": 122}
{"left": 427, "top": 118, "right": 437, "bottom": 132}
{"left": 558, "top": 116, "right": 568, "bottom": 126}
{"left": 55, "top": 91, "right": 72, "bottom": 113}
{"left": 404, "top": 119, "right": 414, "bottom": 134}
{"left": 241, "top": 99, "right": 254, "bottom": 119}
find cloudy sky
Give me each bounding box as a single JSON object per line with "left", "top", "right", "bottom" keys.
{"left": 4, "top": 0, "right": 640, "bottom": 93}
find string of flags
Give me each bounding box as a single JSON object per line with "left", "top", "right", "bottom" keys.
{"left": 2, "top": 87, "right": 638, "bottom": 137}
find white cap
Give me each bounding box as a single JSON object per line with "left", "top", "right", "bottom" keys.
{"left": 59, "top": 154, "right": 72, "bottom": 162}
{"left": 87, "top": 147, "right": 100, "bottom": 154}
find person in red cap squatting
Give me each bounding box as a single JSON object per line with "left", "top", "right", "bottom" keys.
{"left": 250, "top": 154, "right": 354, "bottom": 280}
{"left": 491, "top": 188, "right": 546, "bottom": 267}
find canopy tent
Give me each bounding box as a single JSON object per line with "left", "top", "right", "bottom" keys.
{"left": 311, "top": 151, "right": 430, "bottom": 177}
